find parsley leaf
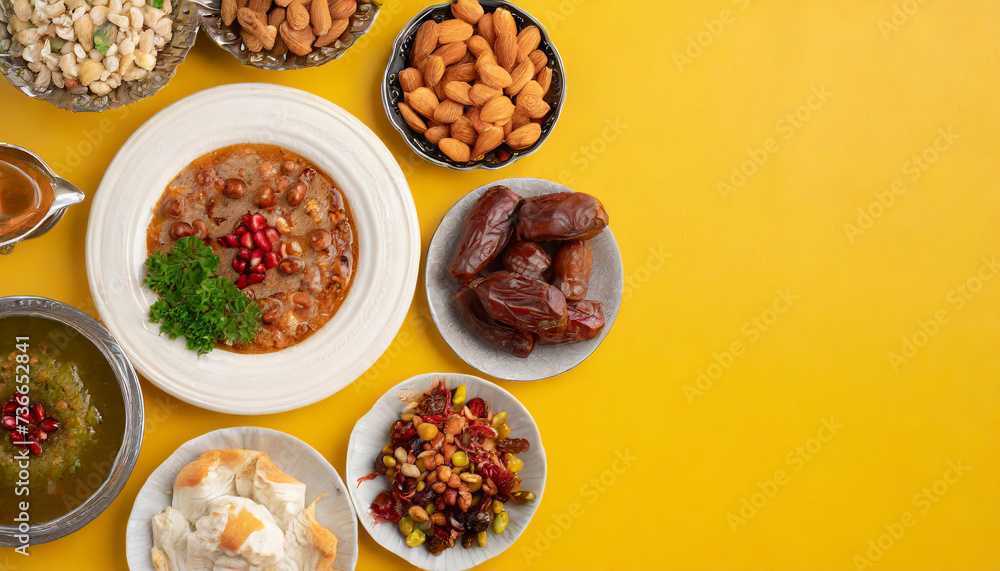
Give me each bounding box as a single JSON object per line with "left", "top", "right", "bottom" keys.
{"left": 144, "top": 237, "right": 262, "bottom": 355}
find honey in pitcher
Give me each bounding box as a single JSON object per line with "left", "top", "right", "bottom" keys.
{"left": 0, "top": 155, "right": 54, "bottom": 238}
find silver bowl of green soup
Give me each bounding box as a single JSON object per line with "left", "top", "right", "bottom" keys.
{"left": 0, "top": 296, "right": 142, "bottom": 547}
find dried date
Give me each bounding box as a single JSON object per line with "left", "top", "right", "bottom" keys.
{"left": 538, "top": 300, "right": 605, "bottom": 343}
{"left": 472, "top": 271, "right": 567, "bottom": 337}
{"left": 517, "top": 192, "right": 609, "bottom": 241}
{"left": 552, "top": 240, "right": 593, "bottom": 301}
{"left": 502, "top": 241, "right": 551, "bottom": 278}
{"left": 454, "top": 284, "right": 534, "bottom": 358}
{"left": 448, "top": 186, "right": 522, "bottom": 281}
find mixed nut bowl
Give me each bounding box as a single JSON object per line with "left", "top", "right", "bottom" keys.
{"left": 1, "top": 0, "right": 619, "bottom": 568}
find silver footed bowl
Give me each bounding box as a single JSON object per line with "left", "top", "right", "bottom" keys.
{"left": 0, "top": 0, "right": 200, "bottom": 112}
{"left": 195, "top": 0, "right": 381, "bottom": 70}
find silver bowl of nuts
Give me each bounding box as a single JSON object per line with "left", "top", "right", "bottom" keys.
{"left": 0, "top": 0, "right": 199, "bottom": 111}
{"left": 382, "top": 0, "right": 566, "bottom": 171}
{"left": 197, "top": 0, "right": 380, "bottom": 70}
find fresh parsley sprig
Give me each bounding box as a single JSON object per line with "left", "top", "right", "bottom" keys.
{"left": 145, "top": 237, "right": 262, "bottom": 355}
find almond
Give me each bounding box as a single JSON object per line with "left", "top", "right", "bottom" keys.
{"left": 433, "top": 41, "right": 467, "bottom": 66}
{"left": 433, "top": 99, "right": 465, "bottom": 124}
{"left": 410, "top": 20, "right": 437, "bottom": 65}
{"left": 480, "top": 96, "right": 514, "bottom": 123}
{"left": 315, "top": 16, "right": 347, "bottom": 46}
{"left": 510, "top": 109, "right": 530, "bottom": 130}
{"left": 520, "top": 80, "right": 543, "bottom": 99}
{"left": 439, "top": 138, "right": 471, "bottom": 162}
{"left": 475, "top": 51, "right": 497, "bottom": 70}
{"left": 425, "top": 125, "right": 450, "bottom": 145}
{"left": 517, "top": 25, "right": 541, "bottom": 55}
{"left": 398, "top": 67, "right": 423, "bottom": 92}
{"left": 469, "top": 82, "right": 501, "bottom": 106}
{"left": 506, "top": 122, "right": 541, "bottom": 150}
{"left": 506, "top": 58, "right": 533, "bottom": 96}
{"left": 423, "top": 55, "right": 445, "bottom": 87}
{"left": 515, "top": 94, "right": 550, "bottom": 119}
{"left": 222, "top": 0, "right": 237, "bottom": 25}
{"left": 449, "top": 62, "right": 477, "bottom": 82}
{"left": 287, "top": 1, "right": 309, "bottom": 31}
{"left": 242, "top": 28, "right": 263, "bottom": 52}
{"left": 492, "top": 7, "right": 516, "bottom": 36}
{"left": 268, "top": 7, "right": 285, "bottom": 28}
{"left": 466, "top": 106, "right": 488, "bottom": 134}
{"left": 466, "top": 34, "right": 492, "bottom": 58}
{"left": 444, "top": 81, "right": 473, "bottom": 105}
{"left": 238, "top": 7, "right": 277, "bottom": 49}
{"left": 528, "top": 49, "right": 547, "bottom": 74}
{"left": 450, "top": 116, "right": 478, "bottom": 144}
{"left": 398, "top": 102, "right": 427, "bottom": 134}
{"left": 279, "top": 20, "right": 315, "bottom": 55}
{"left": 477, "top": 12, "right": 495, "bottom": 45}
{"left": 479, "top": 64, "right": 512, "bottom": 89}
{"left": 451, "top": 0, "right": 483, "bottom": 25}
{"left": 405, "top": 86, "right": 439, "bottom": 118}
{"left": 437, "top": 19, "right": 474, "bottom": 43}
{"left": 310, "top": 0, "right": 331, "bottom": 36}
{"left": 536, "top": 66, "right": 552, "bottom": 94}
{"left": 494, "top": 32, "right": 519, "bottom": 71}
{"left": 329, "top": 0, "right": 355, "bottom": 18}
{"left": 471, "top": 126, "right": 503, "bottom": 159}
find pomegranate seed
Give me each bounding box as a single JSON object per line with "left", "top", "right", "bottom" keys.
{"left": 1, "top": 416, "right": 15, "bottom": 430}
{"left": 37, "top": 418, "right": 59, "bottom": 432}
{"left": 218, "top": 234, "right": 239, "bottom": 248}
{"left": 238, "top": 248, "right": 251, "bottom": 261}
{"left": 253, "top": 230, "right": 271, "bottom": 251}
{"left": 248, "top": 272, "right": 266, "bottom": 285}
{"left": 265, "top": 227, "right": 280, "bottom": 245}
{"left": 28, "top": 442, "right": 41, "bottom": 455}
{"left": 249, "top": 248, "right": 264, "bottom": 267}
{"left": 235, "top": 226, "right": 249, "bottom": 236}
{"left": 233, "top": 257, "right": 248, "bottom": 274}
{"left": 37, "top": 430, "right": 48, "bottom": 442}
{"left": 251, "top": 263, "right": 265, "bottom": 274}
{"left": 3, "top": 402, "right": 15, "bottom": 415}
{"left": 250, "top": 213, "right": 268, "bottom": 232}
{"left": 18, "top": 409, "right": 30, "bottom": 421}
{"left": 236, "top": 274, "right": 249, "bottom": 289}
{"left": 31, "top": 403, "right": 45, "bottom": 424}
{"left": 27, "top": 426, "right": 38, "bottom": 438}
{"left": 241, "top": 213, "right": 253, "bottom": 227}
{"left": 10, "top": 432, "right": 21, "bottom": 445}
{"left": 240, "top": 232, "right": 254, "bottom": 249}
{"left": 263, "top": 251, "right": 281, "bottom": 269}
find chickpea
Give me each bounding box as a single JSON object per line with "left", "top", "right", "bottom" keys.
{"left": 416, "top": 423, "right": 438, "bottom": 441}
{"left": 407, "top": 505, "right": 429, "bottom": 523}
{"left": 259, "top": 161, "right": 278, "bottom": 180}
{"left": 162, "top": 198, "right": 182, "bottom": 218}
{"left": 169, "top": 222, "right": 194, "bottom": 239}
{"left": 281, "top": 160, "right": 296, "bottom": 173}
{"left": 286, "top": 181, "right": 308, "bottom": 206}
{"left": 191, "top": 220, "right": 208, "bottom": 240}
{"left": 308, "top": 228, "right": 332, "bottom": 251}
{"left": 222, "top": 178, "right": 247, "bottom": 199}
{"left": 431, "top": 480, "right": 448, "bottom": 494}
{"left": 258, "top": 185, "right": 276, "bottom": 208}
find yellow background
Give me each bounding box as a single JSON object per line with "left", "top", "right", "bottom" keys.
{"left": 1, "top": 0, "right": 999, "bottom": 569}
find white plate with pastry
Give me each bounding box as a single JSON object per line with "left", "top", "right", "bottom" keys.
{"left": 125, "top": 427, "right": 358, "bottom": 571}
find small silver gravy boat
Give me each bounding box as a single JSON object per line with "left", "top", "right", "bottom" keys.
{"left": 0, "top": 143, "right": 85, "bottom": 255}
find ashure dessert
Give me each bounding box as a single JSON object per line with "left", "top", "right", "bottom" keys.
{"left": 449, "top": 186, "right": 610, "bottom": 357}
{"left": 151, "top": 449, "right": 339, "bottom": 571}
{"left": 395, "top": 0, "right": 557, "bottom": 164}
{"left": 5, "top": 0, "right": 176, "bottom": 96}
{"left": 145, "top": 143, "right": 358, "bottom": 353}
{"left": 0, "top": 315, "right": 125, "bottom": 524}
{"left": 360, "top": 380, "right": 535, "bottom": 555}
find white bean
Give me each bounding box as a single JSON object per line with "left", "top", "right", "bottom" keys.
{"left": 103, "top": 54, "right": 119, "bottom": 72}
{"left": 88, "top": 47, "right": 103, "bottom": 62}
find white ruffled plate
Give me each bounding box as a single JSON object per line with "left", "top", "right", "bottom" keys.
{"left": 346, "top": 373, "right": 546, "bottom": 571}
{"left": 85, "top": 83, "right": 420, "bottom": 414}
{"left": 125, "top": 426, "right": 359, "bottom": 570}
{"left": 425, "top": 178, "right": 623, "bottom": 381}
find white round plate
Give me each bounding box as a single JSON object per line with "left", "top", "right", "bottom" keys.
{"left": 125, "top": 426, "right": 359, "bottom": 571}
{"left": 85, "top": 83, "right": 420, "bottom": 414}
{"left": 425, "top": 178, "right": 623, "bottom": 381}
{"left": 346, "top": 372, "right": 546, "bottom": 571}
